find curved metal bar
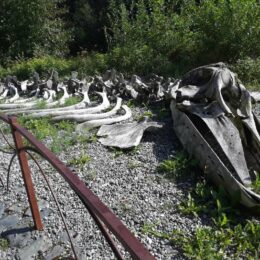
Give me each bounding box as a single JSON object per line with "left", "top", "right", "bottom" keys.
{"left": 22, "top": 146, "right": 124, "bottom": 260}
{"left": 21, "top": 146, "right": 78, "bottom": 260}
{"left": 6, "top": 152, "right": 17, "bottom": 191}
{"left": 0, "top": 127, "right": 15, "bottom": 150}
{"left": 0, "top": 114, "right": 155, "bottom": 260}
{"left": 0, "top": 147, "right": 15, "bottom": 155}
{"left": 0, "top": 174, "right": 5, "bottom": 188}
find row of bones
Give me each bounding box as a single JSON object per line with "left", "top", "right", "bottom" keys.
{"left": 0, "top": 70, "right": 167, "bottom": 147}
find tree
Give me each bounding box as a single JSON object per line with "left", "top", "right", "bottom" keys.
{"left": 0, "top": 0, "right": 70, "bottom": 64}
{"left": 66, "top": 0, "right": 109, "bottom": 54}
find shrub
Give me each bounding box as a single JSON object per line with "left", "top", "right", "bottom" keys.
{"left": 230, "top": 57, "right": 260, "bottom": 90}
{"left": 1, "top": 56, "right": 74, "bottom": 79}
{"left": 107, "top": 0, "right": 260, "bottom": 77}
{"left": 0, "top": 0, "right": 70, "bottom": 64}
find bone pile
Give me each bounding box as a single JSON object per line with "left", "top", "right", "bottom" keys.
{"left": 0, "top": 69, "right": 169, "bottom": 147}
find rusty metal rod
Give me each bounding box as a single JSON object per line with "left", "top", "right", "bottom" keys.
{"left": 9, "top": 117, "right": 43, "bottom": 231}
{"left": 24, "top": 148, "right": 78, "bottom": 260}
{"left": 79, "top": 197, "right": 124, "bottom": 260}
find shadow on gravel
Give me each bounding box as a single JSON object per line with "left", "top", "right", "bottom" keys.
{"left": 1, "top": 226, "right": 34, "bottom": 237}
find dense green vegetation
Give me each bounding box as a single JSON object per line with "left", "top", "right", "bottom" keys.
{"left": 0, "top": 0, "right": 258, "bottom": 87}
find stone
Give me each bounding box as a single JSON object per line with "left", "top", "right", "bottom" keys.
{"left": 44, "top": 245, "right": 65, "bottom": 260}
{"left": 0, "top": 215, "right": 19, "bottom": 233}
{"left": 17, "top": 236, "right": 51, "bottom": 260}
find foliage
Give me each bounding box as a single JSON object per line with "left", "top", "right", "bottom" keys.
{"left": 0, "top": 56, "right": 74, "bottom": 80}
{"left": 157, "top": 152, "right": 198, "bottom": 179}
{"left": 0, "top": 54, "right": 110, "bottom": 80}
{"left": 36, "top": 100, "right": 47, "bottom": 109}
{"left": 231, "top": 57, "right": 260, "bottom": 90}
{"left": 67, "top": 0, "right": 109, "bottom": 54}
{"left": 251, "top": 172, "right": 260, "bottom": 194}
{"left": 142, "top": 179, "right": 260, "bottom": 259}
{"left": 107, "top": 0, "right": 260, "bottom": 76}
{"left": 17, "top": 116, "right": 75, "bottom": 153}
{"left": 0, "top": 0, "right": 70, "bottom": 64}
{"left": 0, "top": 238, "right": 9, "bottom": 251}
{"left": 69, "top": 153, "right": 91, "bottom": 170}
{"left": 61, "top": 96, "right": 82, "bottom": 107}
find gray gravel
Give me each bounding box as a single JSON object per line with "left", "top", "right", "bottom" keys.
{"left": 0, "top": 103, "right": 205, "bottom": 260}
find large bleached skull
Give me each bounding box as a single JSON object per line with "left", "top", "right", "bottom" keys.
{"left": 170, "top": 63, "right": 260, "bottom": 212}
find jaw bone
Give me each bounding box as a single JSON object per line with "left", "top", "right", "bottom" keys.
{"left": 52, "top": 97, "right": 122, "bottom": 122}
{"left": 76, "top": 104, "right": 132, "bottom": 131}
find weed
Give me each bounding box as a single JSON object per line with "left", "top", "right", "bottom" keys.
{"left": 110, "top": 145, "right": 140, "bottom": 158}
{"left": 157, "top": 107, "right": 170, "bottom": 120}
{"left": 69, "top": 153, "right": 91, "bottom": 170}
{"left": 128, "top": 160, "right": 142, "bottom": 169}
{"left": 142, "top": 178, "right": 260, "bottom": 259}
{"left": 86, "top": 170, "right": 97, "bottom": 181}
{"left": 110, "top": 147, "right": 124, "bottom": 158}
{"left": 251, "top": 172, "right": 260, "bottom": 194}
{"left": 136, "top": 110, "right": 154, "bottom": 122}
{"left": 35, "top": 100, "right": 47, "bottom": 109}
{"left": 126, "top": 99, "right": 138, "bottom": 108}
{"left": 17, "top": 116, "right": 76, "bottom": 153}
{"left": 157, "top": 152, "right": 198, "bottom": 179}
{"left": 62, "top": 96, "right": 81, "bottom": 107}
{"left": 0, "top": 238, "right": 9, "bottom": 251}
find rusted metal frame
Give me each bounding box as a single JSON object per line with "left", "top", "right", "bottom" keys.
{"left": 79, "top": 197, "right": 124, "bottom": 260}
{"left": 22, "top": 147, "right": 78, "bottom": 260}
{"left": 21, "top": 145, "right": 123, "bottom": 260}
{"left": 6, "top": 152, "right": 17, "bottom": 190}
{"left": 9, "top": 118, "right": 155, "bottom": 260}
{"left": 9, "top": 117, "right": 43, "bottom": 231}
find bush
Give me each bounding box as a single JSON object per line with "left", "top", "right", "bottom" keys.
{"left": 0, "top": 0, "right": 70, "bottom": 64}
{"left": 0, "top": 53, "right": 111, "bottom": 80}
{"left": 0, "top": 57, "right": 73, "bottom": 79}
{"left": 230, "top": 57, "right": 260, "bottom": 90}
{"left": 107, "top": 0, "right": 260, "bottom": 77}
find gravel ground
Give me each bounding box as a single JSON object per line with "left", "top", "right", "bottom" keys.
{"left": 0, "top": 102, "right": 224, "bottom": 259}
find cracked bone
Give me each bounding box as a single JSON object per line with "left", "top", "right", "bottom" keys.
{"left": 52, "top": 97, "right": 122, "bottom": 122}
{"left": 76, "top": 104, "right": 132, "bottom": 131}
{"left": 97, "top": 118, "right": 163, "bottom": 148}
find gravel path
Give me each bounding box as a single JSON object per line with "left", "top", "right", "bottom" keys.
{"left": 0, "top": 102, "right": 208, "bottom": 259}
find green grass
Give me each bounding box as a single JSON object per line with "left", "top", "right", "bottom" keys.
{"left": 17, "top": 116, "right": 75, "bottom": 153}
{"left": 251, "top": 172, "right": 260, "bottom": 194}
{"left": 68, "top": 153, "right": 91, "bottom": 170}
{"left": 157, "top": 152, "right": 198, "bottom": 179}
{"left": 142, "top": 175, "right": 260, "bottom": 259}
{"left": 61, "top": 96, "right": 82, "bottom": 107}
{"left": 35, "top": 100, "right": 47, "bottom": 109}
{"left": 0, "top": 239, "right": 9, "bottom": 251}
{"left": 110, "top": 145, "right": 140, "bottom": 158}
